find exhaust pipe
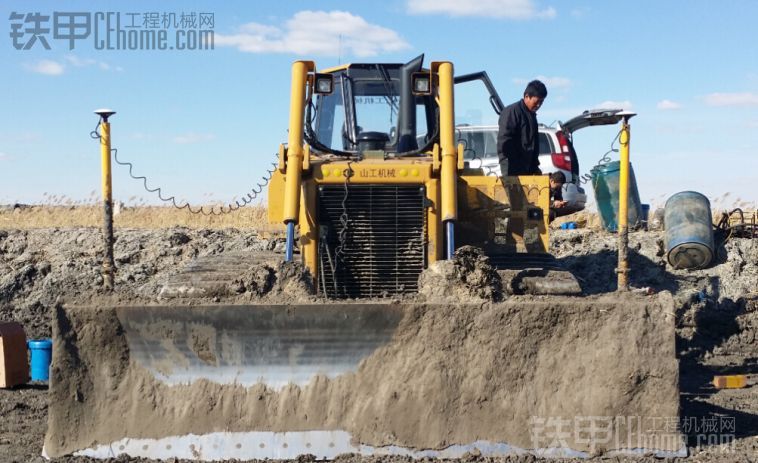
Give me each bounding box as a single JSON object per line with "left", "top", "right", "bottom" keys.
{"left": 396, "top": 54, "right": 424, "bottom": 152}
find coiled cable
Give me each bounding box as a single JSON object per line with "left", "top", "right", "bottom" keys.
{"left": 90, "top": 122, "right": 276, "bottom": 215}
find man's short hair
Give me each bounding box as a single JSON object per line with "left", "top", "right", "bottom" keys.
{"left": 524, "top": 80, "right": 548, "bottom": 99}
{"left": 550, "top": 171, "right": 566, "bottom": 183}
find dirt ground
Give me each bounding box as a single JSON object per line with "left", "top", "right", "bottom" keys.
{"left": 0, "top": 226, "right": 756, "bottom": 462}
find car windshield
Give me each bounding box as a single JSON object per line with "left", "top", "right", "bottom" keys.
{"left": 458, "top": 129, "right": 498, "bottom": 160}
{"left": 457, "top": 129, "right": 552, "bottom": 160}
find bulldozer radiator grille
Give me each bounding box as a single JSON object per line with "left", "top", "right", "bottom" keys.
{"left": 318, "top": 185, "right": 427, "bottom": 298}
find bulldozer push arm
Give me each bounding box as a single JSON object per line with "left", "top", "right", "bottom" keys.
{"left": 282, "top": 61, "right": 313, "bottom": 262}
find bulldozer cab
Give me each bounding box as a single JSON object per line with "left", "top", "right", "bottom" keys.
{"left": 310, "top": 57, "right": 506, "bottom": 157}
{"left": 313, "top": 60, "right": 437, "bottom": 154}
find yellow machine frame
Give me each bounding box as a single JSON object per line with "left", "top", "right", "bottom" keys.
{"left": 268, "top": 60, "right": 550, "bottom": 283}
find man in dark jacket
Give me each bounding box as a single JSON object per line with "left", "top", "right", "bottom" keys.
{"left": 497, "top": 80, "right": 547, "bottom": 177}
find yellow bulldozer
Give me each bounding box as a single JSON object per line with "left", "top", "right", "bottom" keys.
{"left": 45, "top": 56, "right": 684, "bottom": 460}
{"left": 266, "top": 55, "right": 567, "bottom": 297}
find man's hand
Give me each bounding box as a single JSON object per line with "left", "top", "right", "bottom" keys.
{"left": 553, "top": 200, "right": 567, "bottom": 208}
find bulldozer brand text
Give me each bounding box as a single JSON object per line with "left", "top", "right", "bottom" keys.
{"left": 9, "top": 11, "right": 214, "bottom": 50}
{"left": 359, "top": 168, "right": 397, "bottom": 178}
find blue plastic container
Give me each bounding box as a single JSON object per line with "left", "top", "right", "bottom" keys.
{"left": 591, "top": 161, "right": 643, "bottom": 232}
{"left": 560, "top": 222, "right": 578, "bottom": 230}
{"left": 27, "top": 339, "right": 52, "bottom": 382}
{"left": 664, "top": 191, "right": 714, "bottom": 269}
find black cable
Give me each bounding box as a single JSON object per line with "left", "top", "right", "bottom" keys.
{"left": 456, "top": 127, "right": 493, "bottom": 174}
{"left": 333, "top": 159, "right": 354, "bottom": 298}
{"left": 715, "top": 208, "right": 756, "bottom": 243}
{"left": 577, "top": 128, "right": 623, "bottom": 185}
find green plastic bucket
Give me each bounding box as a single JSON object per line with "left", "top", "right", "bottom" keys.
{"left": 591, "top": 161, "right": 643, "bottom": 232}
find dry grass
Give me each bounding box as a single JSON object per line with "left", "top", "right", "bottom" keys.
{"left": 0, "top": 205, "right": 283, "bottom": 232}
{"left": 2, "top": 203, "right": 753, "bottom": 234}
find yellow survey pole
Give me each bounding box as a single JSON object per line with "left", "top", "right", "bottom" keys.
{"left": 95, "top": 109, "right": 116, "bottom": 290}
{"left": 617, "top": 115, "right": 631, "bottom": 291}
{"left": 434, "top": 61, "right": 458, "bottom": 259}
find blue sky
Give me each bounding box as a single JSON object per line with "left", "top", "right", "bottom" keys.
{"left": 1, "top": 0, "right": 756, "bottom": 210}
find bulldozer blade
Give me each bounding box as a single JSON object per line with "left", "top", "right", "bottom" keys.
{"left": 46, "top": 297, "right": 685, "bottom": 460}
{"left": 115, "top": 304, "right": 402, "bottom": 388}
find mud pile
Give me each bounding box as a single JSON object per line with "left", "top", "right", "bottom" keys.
{"left": 550, "top": 229, "right": 757, "bottom": 357}
{"left": 0, "top": 227, "right": 284, "bottom": 339}
{"left": 46, "top": 294, "right": 680, "bottom": 458}
{"left": 550, "top": 228, "right": 756, "bottom": 301}
{"left": 418, "top": 246, "right": 501, "bottom": 302}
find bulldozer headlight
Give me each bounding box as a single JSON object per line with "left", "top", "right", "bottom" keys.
{"left": 412, "top": 72, "right": 431, "bottom": 95}
{"left": 527, "top": 207, "right": 543, "bottom": 221}
{"left": 314, "top": 73, "right": 334, "bottom": 94}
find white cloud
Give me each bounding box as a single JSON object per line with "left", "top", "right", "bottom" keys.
{"left": 703, "top": 92, "right": 758, "bottom": 107}
{"left": 65, "top": 54, "right": 123, "bottom": 72}
{"left": 407, "top": 0, "right": 556, "bottom": 19}
{"left": 216, "top": 10, "right": 410, "bottom": 57}
{"left": 24, "top": 59, "right": 64, "bottom": 75}
{"left": 595, "top": 100, "right": 633, "bottom": 110}
{"left": 653, "top": 123, "right": 703, "bottom": 135}
{"left": 64, "top": 55, "right": 96, "bottom": 67}
{"left": 746, "top": 121, "right": 758, "bottom": 128}
{"left": 656, "top": 99, "right": 681, "bottom": 110}
{"left": 0, "top": 152, "right": 8, "bottom": 161}
{"left": 22, "top": 55, "right": 123, "bottom": 76}
{"left": 173, "top": 133, "right": 216, "bottom": 144}
{"left": 0, "top": 132, "right": 42, "bottom": 143}
{"left": 570, "top": 7, "right": 589, "bottom": 18}
{"left": 129, "top": 132, "right": 153, "bottom": 141}
{"left": 513, "top": 75, "right": 571, "bottom": 89}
